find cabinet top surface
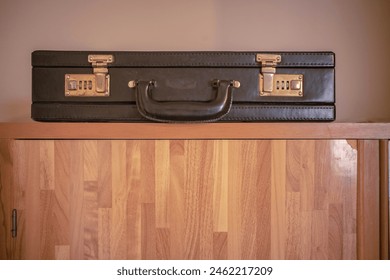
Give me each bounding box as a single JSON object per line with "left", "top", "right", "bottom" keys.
{"left": 0, "top": 122, "right": 389, "bottom": 139}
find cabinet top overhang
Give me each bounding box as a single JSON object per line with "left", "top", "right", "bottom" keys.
{"left": 0, "top": 122, "right": 389, "bottom": 140}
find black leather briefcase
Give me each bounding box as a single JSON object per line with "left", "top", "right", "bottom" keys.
{"left": 31, "top": 51, "right": 335, "bottom": 122}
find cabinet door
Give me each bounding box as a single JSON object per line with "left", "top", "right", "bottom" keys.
{"left": 8, "top": 139, "right": 360, "bottom": 259}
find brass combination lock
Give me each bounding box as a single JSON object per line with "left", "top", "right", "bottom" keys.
{"left": 65, "top": 54, "right": 113, "bottom": 97}
{"left": 256, "top": 54, "right": 303, "bottom": 97}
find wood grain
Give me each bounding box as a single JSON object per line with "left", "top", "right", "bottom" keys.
{"left": 16, "top": 141, "right": 41, "bottom": 259}
{"left": 380, "top": 140, "right": 389, "bottom": 259}
{"left": 69, "top": 141, "right": 84, "bottom": 259}
{"left": 111, "top": 140, "right": 129, "bottom": 260}
{"left": 7, "top": 139, "right": 360, "bottom": 259}
{"left": 270, "top": 140, "right": 287, "bottom": 259}
{"left": 357, "top": 140, "right": 380, "bottom": 260}
{"left": 0, "top": 140, "right": 12, "bottom": 259}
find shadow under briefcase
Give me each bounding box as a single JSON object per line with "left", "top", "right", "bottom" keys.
{"left": 31, "top": 51, "right": 335, "bottom": 122}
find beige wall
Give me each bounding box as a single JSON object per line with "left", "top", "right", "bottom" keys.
{"left": 1, "top": 0, "right": 389, "bottom": 122}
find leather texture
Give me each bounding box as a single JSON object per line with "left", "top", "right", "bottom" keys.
{"left": 32, "top": 51, "right": 335, "bottom": 68}
{"left": 31, "top": 103, "right": 335, "bottom": 122}
{"left": 31, "top": 51, "right": 335, "bottom": 122}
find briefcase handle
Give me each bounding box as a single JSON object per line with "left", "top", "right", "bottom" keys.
{"left": 128, "top": 79, "right": 240, "bottom": 122}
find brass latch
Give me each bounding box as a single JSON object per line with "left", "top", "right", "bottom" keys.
{"left": 256, "top": 54, "right": 303, "bottom": 97}
{"left": 65, "top": 54, "right": 114, "bottom": 97}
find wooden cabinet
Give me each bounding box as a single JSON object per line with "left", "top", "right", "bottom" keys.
{"left": 0, "top": 123, "right": 389, "bottom": 260}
